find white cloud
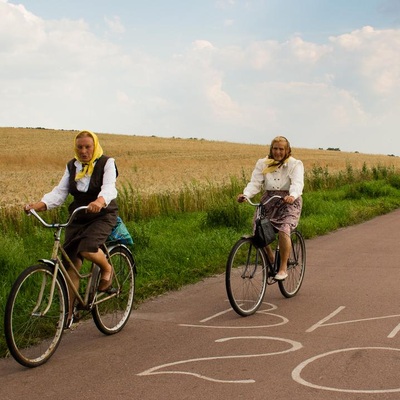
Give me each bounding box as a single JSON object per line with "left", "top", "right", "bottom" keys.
{"left": 0, "top": 1, "right": 44, "bottom": 52}
{"left": 331, "top": 26, "right": 400, "bottom": 94}
{"left": 104, "top": 15, "right": 125, "bottom": 35}
{"left": 192, "top": 40, "right": 215, "bottom": 51}
{"left": 286, "top": 36, "right": 331, "bottom": 64}
{"left": 1, "top": 1, "right": 400, "bottom": 154}
{"left": 207, "top": 81, "right": 241, "bottom": 118}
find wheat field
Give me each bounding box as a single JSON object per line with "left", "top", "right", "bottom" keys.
{"left": 1, "top": 127, "right": 399, "bottom": 208}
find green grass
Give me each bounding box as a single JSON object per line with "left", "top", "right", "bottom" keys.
{"left": 2, "top": 164, "right": 400, "bottom": 359}
{"left": 132, "top": 213, "right": 239, "bottom": 300}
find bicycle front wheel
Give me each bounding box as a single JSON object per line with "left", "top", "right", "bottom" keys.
{"left": 92, "top": 245, "right": 135, "bottom": 334}
{"left": 278, "top": 230, "right": 306, "bottom": 298}
{"left": 4, "top": 264, "right": 68, "bottom": 368}
{"left": 225, "top": 237, "right": 268, "bottom": 316}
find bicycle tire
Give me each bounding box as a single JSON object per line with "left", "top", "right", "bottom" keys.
{"left": 278, "top": 230, "right": 306, "bottom": 298}
{"left": 4, "top": 264, "right": 68, "bottom": 368}
{"left": 92, "top": 245, "right": 135, "bottom": 334}
{"left": 225, "top": 237, "right": 268, "bottom": 316}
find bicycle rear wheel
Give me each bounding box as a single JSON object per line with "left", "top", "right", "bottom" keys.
{"left": 278, "top": 230, "right": 306, "bottom": 298}
{"left": 4, "top": 264, "right": 68, "bottom": 368}
{"left": 225, "top": 237, "right": 268, "bottom": 316}
{"left": 92, "top": 245, "right": 135, "bottom": 334}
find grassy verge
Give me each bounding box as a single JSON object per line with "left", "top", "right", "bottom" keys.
{"left": 1, "top": 164, "right": 400, "bottom": 358}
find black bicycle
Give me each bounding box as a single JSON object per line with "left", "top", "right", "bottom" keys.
{"left": 225, "top": 195, "right": 306, "bottom": 316}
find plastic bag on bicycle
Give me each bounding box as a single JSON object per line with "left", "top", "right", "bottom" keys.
{"left": 107, "top": 217, "right": 134, "bottom": 246}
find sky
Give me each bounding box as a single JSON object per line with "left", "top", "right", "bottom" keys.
{"left": 1, "top": 0, "right": 400, "bottom": 155}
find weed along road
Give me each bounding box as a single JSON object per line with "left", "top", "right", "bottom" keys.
{"left": 2, "top": 209, "right": 400, "bottom": 400}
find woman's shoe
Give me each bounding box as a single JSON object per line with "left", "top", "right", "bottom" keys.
{"left": 274, "top": 272, "right": 288, "bottom": 281}
{"left": 64, "top": 314, "right": 75, "bottom": 330}
{"left": 98, "top": 270, "right": 113, "bottom": 292}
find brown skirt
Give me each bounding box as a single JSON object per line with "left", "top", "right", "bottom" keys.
{"left": 63, "top": 210, "right": 118, "bottom": 261}
{"left": 255, "top": 190, "right": 302, "bottom": 236}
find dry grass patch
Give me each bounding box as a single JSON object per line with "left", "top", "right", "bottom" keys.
{"left": 2, "top": 127, "right": 399, "bottom": 208}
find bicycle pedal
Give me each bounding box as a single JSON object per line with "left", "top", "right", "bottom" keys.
{"left": 72, "top": 310, "right": 83, "bottom": 321}
{"left": 107, "top": 287, "right": 117, "bottom": 294}
{"left": 64, "top": 316, "right": 78, "bottom": 330}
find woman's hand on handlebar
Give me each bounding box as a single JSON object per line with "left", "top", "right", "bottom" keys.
{"left": 237, "top": 194, "right": 247, "bottom": 203}
{"left": 24, "top": 201, "right": 47, "bottom": 213}
{"left": 87, "top": 197, "right": 106, "bottom": 213}
{"left": 283, "top": 195, "right": 295, "bottom": 204}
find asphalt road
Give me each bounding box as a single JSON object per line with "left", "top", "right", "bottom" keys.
{"left": 2, "top": 209, "right": 400, "bottom": 400}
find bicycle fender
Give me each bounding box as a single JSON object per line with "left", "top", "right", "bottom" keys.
{"left": 241, "top": 234, "right": 260, "bottom": 246}
{"left": 106, "top": 243, "right": 137, "bottom": 274}
{"left": 38, "top": 258, "right": 56, "bottom": 267}
{"left": 106, "top": 242, "right": 131, "bottom": 252}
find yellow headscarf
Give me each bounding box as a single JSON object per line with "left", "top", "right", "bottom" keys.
{"left": 262, "top": 155, "right": 291, "bottom": 174}
{"left": 74, "top": 130, "right": 104, "bottom": 181}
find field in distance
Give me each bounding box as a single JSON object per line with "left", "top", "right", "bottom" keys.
{"left": 2, "top": 127, "right": 399, "bottom": 208}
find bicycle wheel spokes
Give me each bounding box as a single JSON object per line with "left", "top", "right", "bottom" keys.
{"left": 4, "top": 264, "right": 67, "bottom": 368}
{"left": 279, "top": 231, "right": 306, "bottom": 298}
{"left": 92, "top": 245, "right": 135, "bottom": 334}
{"left": 226, "top": 238, "right": 268, "bottom": 316}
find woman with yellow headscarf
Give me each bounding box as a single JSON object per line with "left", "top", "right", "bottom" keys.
{"left": 237, "top": 136, "right": 304, "bottom": 281}
{"left": 25, "top": 130, "right": 118, "bottom": 326}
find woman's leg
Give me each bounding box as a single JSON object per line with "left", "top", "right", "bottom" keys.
{"left": 277, "top": 230, "right": 291, "bottom": 275}
{"left": 265, "top": 245, "right": 275, "bottom": 265}
{"left": 80, "top": 248, "right": 113, "bottom": 291}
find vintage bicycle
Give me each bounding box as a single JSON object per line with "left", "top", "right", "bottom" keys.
{"left": 225, "top": 195, "right": 306, "bottom": 317}
{"left": 4, "top": 206, "right": 136, "bottom": 368}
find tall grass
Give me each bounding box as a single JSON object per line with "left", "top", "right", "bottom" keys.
{"left": 304, "top": 162, "right": 397, "bottom": 191}
{"left": 116, "top": 176, "right": 245, "bottom": 222}
{"left": 2, "top": 163, "right": 400, "bottom": 359}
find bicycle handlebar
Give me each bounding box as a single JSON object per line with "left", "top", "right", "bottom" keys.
{"left": 26, "top": 206, "right": 89, "bottom": 229}
{"left": 243, "top": 195, "right": 283, "bottom": 207}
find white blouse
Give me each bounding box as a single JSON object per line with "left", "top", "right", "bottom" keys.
{"left": 41, "top": 158, "right": 118, "bottom": 210}
{"left": 243, "top": 156, "right": 304, "bottom": 200}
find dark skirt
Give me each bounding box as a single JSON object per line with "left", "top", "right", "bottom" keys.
{"left": 63, "top": 210, "right": 118, "bottom": 261}
{"left": 255, "top": 190, "right": 302, "bottom": 236}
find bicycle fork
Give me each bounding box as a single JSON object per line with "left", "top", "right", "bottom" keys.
{"left": 32, "top": 262, "right": 60, "bottom": 317}
{"left": 32, "top": 228, "right": 63, "bottom": 317}
{"left": 241, "top": 245, "right": 262, "bottom": 279}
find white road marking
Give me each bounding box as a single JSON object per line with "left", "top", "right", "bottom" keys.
{"left": 138, "top": 336, "right": 303, "bottom": 383}
{"left": 292, "top": 347, "right": 400, "bottom": 393}
{"left": 307, "top": 306, "right": 400, "bottom": 337}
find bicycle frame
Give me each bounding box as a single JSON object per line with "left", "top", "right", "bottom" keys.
{"left": 245, "top": 195, "right": 301, "bottom": 280}
{"left": 243, "top": 195, "right": 281, "bottom": 273}
{"left": 28, "top": 207, "right": 117, "bottom": 318}
{"left": 255, "top": 224, "right": 301, "bottom": 283}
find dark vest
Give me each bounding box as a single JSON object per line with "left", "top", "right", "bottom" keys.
{"left": 67, "top": 155, "right": 118, "bottom": 217}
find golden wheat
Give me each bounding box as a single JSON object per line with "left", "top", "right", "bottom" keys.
{"left": 1, "top": 127, "right": 399, "bottom": 208}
